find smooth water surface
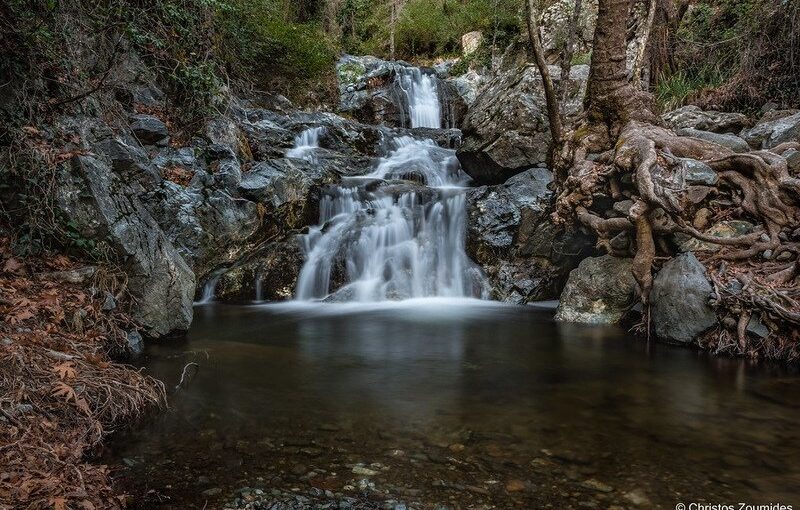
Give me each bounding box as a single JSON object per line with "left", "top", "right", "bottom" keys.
{"left": 110, "top": 302, "right": 800, "bottom": 509}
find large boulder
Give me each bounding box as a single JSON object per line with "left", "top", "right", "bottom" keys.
{"left": 457, "top": 64, "right": 588, "bottom": 184}
{"left": 651, "top": 253, "right": 717, "bottom": 343}
{"left": 467, "top": 169, "right": 592, "bottom": 303}
{"left": 56, "top": 154, "right": 195, "bottom": 337}
{"left": 662, "top": 105, "right": 749, "bottom": 134}
{"left": 740, "top": 111, "right": 800, "bottom": 149}
{"left": 143, "top": 180, "right": 261, "bottom": 279}
{"left": 555, "top": 255, "right": 636, "bottom": 324}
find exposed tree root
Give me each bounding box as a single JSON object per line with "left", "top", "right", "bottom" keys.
{"left": 553, "top": 110, "right": 800, "bottom": 359}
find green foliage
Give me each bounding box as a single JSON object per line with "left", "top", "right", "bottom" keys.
{"left": 341, "top": 0, "right": 520, "bottom": 60}
{"left": 655, "top": 69, "right": 725, "bottom": 111}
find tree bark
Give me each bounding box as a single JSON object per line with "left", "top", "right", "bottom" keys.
{"left": 525, "top": 0, "right": 564, "bottom": 152}
{"left": 586, "top": 0, "right": 656, "bottom": 128}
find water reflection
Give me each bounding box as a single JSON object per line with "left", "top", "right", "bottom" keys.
{"left": 110, "top": 301, "right": 800, "bottom": 508}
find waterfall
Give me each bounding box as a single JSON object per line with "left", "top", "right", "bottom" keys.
{"left": 196, "top": 269, "right": 226, "bottom": 305}
{"left": 287, "top": 127, "right": 324, "bottom": 161}
{"left": 293, "top": 63, "right": 486, "bottom": 303}
{"left": 397, "top": 67, "right": 442, "bottom": 129}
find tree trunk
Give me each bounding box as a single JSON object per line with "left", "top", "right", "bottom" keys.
{"left": 586, "top": 0, "right": 656, "bottom": 128}
{"left": 389, "top": 0, "right": 397, "bottom": 60}
{"left": 525, "top": 0, "right": 564, "bottom": 160}
{"left": 559, "top": 0, "right": 584, "bottom": 101}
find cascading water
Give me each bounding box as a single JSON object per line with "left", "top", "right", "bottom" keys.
{"left": 294, "top": 64, "right": 488, "bottom": 303}
{"left": 286, "top": 127, "right": 324, "bottom": 161}
{"left": 397, "top": 67, "right": 441, "bottom": 129}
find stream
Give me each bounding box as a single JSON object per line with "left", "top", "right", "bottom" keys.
{"left": 108, "top": 301, "right": 800, "bottom": 509}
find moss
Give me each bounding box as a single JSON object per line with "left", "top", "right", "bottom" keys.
{"left": 337, "top": 61, "right": 367, "bottom": 86}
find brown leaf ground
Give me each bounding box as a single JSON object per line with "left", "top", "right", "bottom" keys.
{"left": 0, "top": 238, "right": 165, "bottom": 510}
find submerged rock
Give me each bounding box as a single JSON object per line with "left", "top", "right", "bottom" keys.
{"left": 651, "top": 253, "right": 717, "bottom": 344}
{"left": 555, "top": 255, "right": 635, "bottom": 324}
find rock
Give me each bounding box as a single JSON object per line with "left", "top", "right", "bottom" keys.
{"left": 205, "top": 115, "right": 252, "bottom": 161}
{"left": 461, "top": 31, "right": 483, "bottom": 56}
{"left": 125, "top": 330, "right": 144, "bottom": 357}
{"left": 92, "top": 136, "right": 162, "bottom": 189}
{"left": 505, "top": 479, "right": 526, "bottom": 492}
{"left": 540, "top": 0, "right": 597, "bottom": 62}
{"left": 467, "top": 169, "right": 553, "bottom": 254}
{"left": 623, "top": 489, "right": 651, "bottom": 506}
{"left": 56, "top": 154, "right": 194, "bottom": 336}
{"left": 457, "top": 64, "right": 588, "bottom": 184}
{"left": 351, "top": 466, "right": 378, "bottom": 476}
{"left": 466, "top": 169, "right": 590, "bottom": 303}
{"left": 129, "top": 114, "right": 169, "bottom": 146}
{"left": 651, "top": 253, "right": 716, "bottom": 344}
{"left": 740, "top": 111, "right": 800, "bottom": 149}
{"left": 143, "top": 180, "right": 261, "bottom": 279}
{"left": 675, "top": 128, "right": 750, "bottom": 153}
{"left": 202, "top": 487, "right": 223, "bottom": 497}
{"left": 679, "top": 158, "right": 718, "bottom": 186}
{"left": 746, "top": 314, "right": 770, "bottom": 339}
{"left": 214, "top": 240, "right": 304, "bottom": 302}
{"left": 101, "top": 291, "right": 116, "bottom": 311}
{"left": 677, "top": 220, "right": 755, "bottom": 253}
{"left": 578, "top": 479, "right": 613, "bottom": 493}
{"left": 447, "top": 70, "right": 485, "bottom": 106}
{"left": 784, "top": 149, "right": 800, "bottom": 173}
{"left": 693, "top": 208, "right": 712, "bottom": 230}
{"left": 555, "top": 255, "right": 636, "bottom": 324}
{"left": 662, "top": 105, "right": 748, "bottom": 133}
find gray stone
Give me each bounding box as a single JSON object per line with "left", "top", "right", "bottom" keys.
{"left": 126, "top": 330, "right": 144, "bottom": 357}
{"left": 651, "top": 253, "right": 716, "bottom": 344}
{"left": 740, "top": 111, "right": 800, "bottom": 149}
{"left": 93, "top": 136, "right": 162, "bottom": 189}
{"left": 675, "top": 128, "right": 750, "bottom": 153}
{"left": 56, "top": 155, "right": 195, "bottom": 336}
{"left": 662, "top": 105, "right": 748, "bottom": 133}
{"left": 677, "top": 220, "right": 755, "bottom": 253}
{"left": 555, "top": 255, "right": 636, "bottom": 324}
{"left": 215, "top": 240, "right": 304, "bottom": 303}
{"left": 680, "top": 158, "right": 718, "bottom": 186}
{"left": 129, "top": 114, "right": 169, "bottom": 146}
{"left": 457, "top": 64, "right": 588, "bottom": 184}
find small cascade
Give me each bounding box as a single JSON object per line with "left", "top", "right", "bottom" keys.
{"left": 366, "top": 136, "right": 467, "bottom": 187}
{"left": 396, "top": 67, "right": 442, "bottom": 129}
{"left": 293, "top": 61, "right": 488, "bottom": 303}
{"left": 196, "top": 269, "right": 226, "bottom": 305}
{"left": 286, "top": 127, "right": 324, "bottom": 161}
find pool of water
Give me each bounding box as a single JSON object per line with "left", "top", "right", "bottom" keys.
{"left": 108, "top": 300, "right": 800, "bottom": 509}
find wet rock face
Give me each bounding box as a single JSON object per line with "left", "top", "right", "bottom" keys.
{"left": 466, "top": 169, "right": 592, "bottom": 303}
{"left": 457, "top": 64, "right": 588, "bottom": 184}
{"left": 651, "top": 253, "right": 717, "bottom": 344}
{"left": 215, "top": 240, "right": 304, "bottom": 303}
{"left": 56, "top": 154, "right": 195, "bottom": 337}
{"left": 555, "top": 255, "right": 636, "bottom": 324}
